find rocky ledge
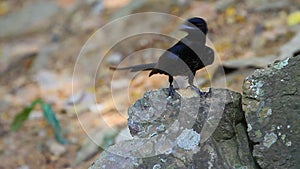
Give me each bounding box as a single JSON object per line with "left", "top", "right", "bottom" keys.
{"left": 242, "top": 55, "right": 300, "bottom": 168}
{"left": 90, "top": 55, "right": 299, "bottom": 169}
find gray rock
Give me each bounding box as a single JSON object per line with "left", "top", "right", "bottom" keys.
{"left": 176, "top": 128, "right": 200, "bottom": 150}
{"left": 89, "top": 140, "right": 139, "bottom": 169}
{"left": 90, "top": 88, "right": 257, "bottom": 169}
{"left": 243, "top": 55, "right": 300, "bottom": 169}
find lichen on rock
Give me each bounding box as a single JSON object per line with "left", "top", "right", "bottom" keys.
{"left": 243, "top": 55, "right": 300, "bottom": 169}
{"left": 89, "top": 55, "right": 300, "bottom": 169}
{"left": 90, "top": 88, "right": 257, "bottom": 169}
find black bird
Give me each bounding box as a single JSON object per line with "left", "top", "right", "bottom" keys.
{"left": 110, "top": 17, "right": 214, "bottom": 96}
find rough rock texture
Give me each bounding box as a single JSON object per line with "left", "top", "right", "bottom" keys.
{"left": 243, "top": 55, "right": 300, "bottom": 169}
{"left": 90, "top": 55, "right": 300, "bottom": 169}
{"left": 89, "top": 88, "right": 257, "bottom": 169}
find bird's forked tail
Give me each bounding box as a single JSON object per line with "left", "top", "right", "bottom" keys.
{"left": 109, "top": 63, "right": 156, "bottom": 72}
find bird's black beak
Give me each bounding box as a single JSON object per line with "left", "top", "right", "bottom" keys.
{"left": 179, "top": 24, "right": 198, "bottom": 31}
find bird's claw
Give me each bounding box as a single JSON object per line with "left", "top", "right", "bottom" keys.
{"left": 168, "top": 84, "right": 175, "bottom": 97}
{"left": 201, "top": 88, "right": 212, "bottom": 97}
{"left": 187, "top": 86, "right": 211, "bottom": 97}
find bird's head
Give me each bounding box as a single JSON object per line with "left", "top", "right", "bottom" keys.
{"left": 179, "top": 17, "right": 208, "bottom": 35}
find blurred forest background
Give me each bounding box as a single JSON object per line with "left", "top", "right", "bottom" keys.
{"left": 0, "top": 0, "right": 300, "bottom": 168}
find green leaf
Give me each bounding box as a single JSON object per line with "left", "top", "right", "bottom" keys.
{"left": 42, "top": 103, "right": 68, "bottom": 144}
{"left": 10, "top": 98, "right": 42, "bottom": 132}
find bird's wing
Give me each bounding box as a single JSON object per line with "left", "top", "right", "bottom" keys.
{"left": 203, "top": 46, "right": 214, "bottom": 66}
{"left": 152, "top": 41, "right": 191, "bottom": 76}
{"left": 157, "top": 41, "right": 187, "bottom": 65}
{"left": 167, "top": 41, "right": 188, "bottom": 57}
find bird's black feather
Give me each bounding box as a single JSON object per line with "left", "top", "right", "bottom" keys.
{"left": 110, "top": 17, "right": 214, "bottom": 96}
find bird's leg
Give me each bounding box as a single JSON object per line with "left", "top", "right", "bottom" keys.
{"left": 187, "top": 73, "right": 208, "bottom": 96}
{"left": 168, "top": 75, "right": 175, "bottom": 97}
